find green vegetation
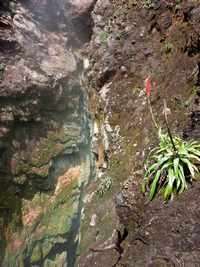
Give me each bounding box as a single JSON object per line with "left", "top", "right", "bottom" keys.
{"left": 99, "top": 31, "right": 109, "bottom": 45}
{"left": 0, "top": 63, "right": 5, "bottom": 79}
{"left": 162, "top": 42, "right": 174, "bottom": 55}
{"left": 96, "top": 175, "right": 112, "bottom": 197}
{"left": 131, "top": 86, "right": 142, "bottom": 95}
{"left": 142, "top": 130, "right": 200, "bottom": 201}
{"left": 143, "top": 77, "right": 200, "bottom": 201}
{"left": 142, "top": 0, "right": 154, "bottom": 8}
{"left": 0, "top": 63, "right": 5, "bottom": 71}
{"left": 174, "top": 0, "right": 182, "bottom": 11}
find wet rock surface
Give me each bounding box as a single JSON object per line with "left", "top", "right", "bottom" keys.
{"left": 2, "top": 0, "right": 200, "bottom": 266}
{"left": 0, "top": 0, "right": 95, "bottom": 266}
{"left": 77, "top": 0, "right": 200, "bottom": 266}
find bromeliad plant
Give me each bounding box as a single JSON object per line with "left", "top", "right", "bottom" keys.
{"left": 141, "top": 76, "right": 200, "bottom": 201}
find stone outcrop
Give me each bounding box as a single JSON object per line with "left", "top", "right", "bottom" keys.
{"left": 0, "top": 0, "right": 95, "bottom": 266}
{"left": 0, "top": 0, "right": 94, "bottom": 182}
{"left": 119, "top": 180, "right": 200, "bottom": 266}
{"left": 2, "top": 0, "right": 200, "bottom": 266}
{"left": 77, "top": 1, "right": 200, "bottom": 266}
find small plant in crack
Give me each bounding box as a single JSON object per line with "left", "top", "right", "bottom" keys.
{"left": 96, "top": 175, "right": 112, "bottom": 197}
{"left": 174, "top": 0, "right": 182, "bottom": 12}
{"left": 0, "top": 63, "right": 5, "bottom": 79}
{"left": 141, "top": 76, "right": 200, "bottom": 201}
{"left": 99, "top": 31, "right": 109, "bottom": 45}
{"left": 161, "top": 41, "right": 174, "bottom": 55}
{"left": 142, "top": 0, "right": 154, "bottom": 9}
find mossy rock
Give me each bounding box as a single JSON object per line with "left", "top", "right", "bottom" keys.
{"left": 11, "top": 126, "right": 80, "bottom": 180}
{"left": 30, "top": 244, "right": 43, "bottom": 264}
{"left": 43, "top": 252, "right": 67, "bottom": 267}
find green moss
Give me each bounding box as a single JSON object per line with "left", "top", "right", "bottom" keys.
{"left": 9, "top": 213, "right": 22, "bottom": 232}
{"left": 99, "top": 31, "right": 109, "bottom": 45}
{"left": 4, "top": 178, "right": 80, "bottom": 266}
{"left": 12, "top": 127, "right": 77, "bottom": 180}
{"left": 78, "top": 192, "right": 118, "bottom": 257}
{"left": 78, "top": 141, "right": 131, "bottom": 256}
{"left": 17, "top": 255, "right": 25, "bottom": 267}
{"left": 34, "top": 179, "right": 78, "bottom": 237}
{"left": 30, "top": 239, "right": 53, "bottom": 264}
{"left": 42, "top": 240, "right": 54, "bottom": 259}
{"left": 30, "top": 244, "right": 42, "bottom": 264}
{"left": 31, "top": 131, "right": 65, "bottom": 167}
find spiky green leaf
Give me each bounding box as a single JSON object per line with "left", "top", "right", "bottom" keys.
{"left": 149, "top": 170, "right": 161, "bottom": 200}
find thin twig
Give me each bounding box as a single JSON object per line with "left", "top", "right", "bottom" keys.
{"left": 147, "top": 97, "right": 158, "bottom": 130}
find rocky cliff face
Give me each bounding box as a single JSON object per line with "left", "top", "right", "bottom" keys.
{"left": 77, "top": 0, "right": 200, "bottom": 266}
{"left": 0, "top": 0, "right": 96, "bottom": 266}
{"left": 2, "top": 0, "right": 200, "bottom": 266}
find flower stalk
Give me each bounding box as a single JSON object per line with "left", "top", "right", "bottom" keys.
{"left": 144, "top": 76, "right": 158, "bottom": 129}
{"left": 142, "top": 75, "right": 200, "bottom": 201}
{"left": 147, "top": 97, "right": 158, "bottom": 130}
{"left": 144, "top": 76, "right": 176, "bottom": 151}
{"left": 163, "top": 99, "right": 177, "bottom": 153}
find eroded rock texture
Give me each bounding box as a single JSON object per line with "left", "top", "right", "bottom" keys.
{"left": 2, "top": 0, "right": 200, "bottom": 266}
{"left": 77, "top": 1, "right": 200, "bottom": 267}
{"left": 0, "top": 0, "right": 95, "bottom": 266}
{"left": 119, "top": 181, "right": 200, "bottom": 266}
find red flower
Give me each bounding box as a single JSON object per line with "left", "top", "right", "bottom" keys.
{"left": 144, "top": 76, "right": 151, "bottom": 97}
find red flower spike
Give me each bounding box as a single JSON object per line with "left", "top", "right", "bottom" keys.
{"left": 144, "top": 76, "right": 151, "bottom": 97}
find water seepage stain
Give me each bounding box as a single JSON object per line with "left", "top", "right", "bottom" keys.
{"left": 0, "top": 0, "right": 96, "bottom": 266}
